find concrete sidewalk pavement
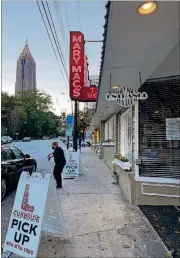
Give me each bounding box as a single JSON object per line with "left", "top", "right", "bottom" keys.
{"left": 38, "top": 148, "right": 167, "bottom": 257}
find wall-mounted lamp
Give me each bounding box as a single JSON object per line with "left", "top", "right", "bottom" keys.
{"left": 111, "top": 85, "right": 120, "bottom": 90}
{"left": 109, "top": 74, "right": 121, "bottom": 92}
{"left": 138, "top": 1, "right": 158, "bottom": 15}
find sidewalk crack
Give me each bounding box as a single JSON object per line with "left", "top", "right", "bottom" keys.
{"left": 70, "top": 227, "right": 118, "bottom": 238}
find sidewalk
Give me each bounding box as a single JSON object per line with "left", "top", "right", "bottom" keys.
{"left": 38, "top": 148, "right": 167, "bottom": 257}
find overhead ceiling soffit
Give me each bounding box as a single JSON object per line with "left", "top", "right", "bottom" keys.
{"left": 95, "top": 1, "right": 111, "bottom": 113}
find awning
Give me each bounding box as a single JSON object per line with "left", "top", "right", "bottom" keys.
{"left": 90, "top": 1, "right": 179, "bottom": 131}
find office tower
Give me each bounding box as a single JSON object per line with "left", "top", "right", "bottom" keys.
{"left": 15, "top": 41, "right": 36, "bottom": 93}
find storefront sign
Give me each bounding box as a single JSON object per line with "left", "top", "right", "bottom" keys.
{"left": 3, "top": 172, "right": 66, "bottom": 258}
{"left": 80, "top": 86, "right": 98, "bottom": 102}
{"left": 106, "top": 86, "right": 148, "bottom": 107}
{"left": 69, "top": 31, "right": 97, "bottom": 102}
{"left": 66, "top": 115, "right": 74, "bottom": 137}
{"left": 63, "top": 151, "right": 80, "bottom": 178}
{"left": 85, "top": 130, "right": 92, "bottom": 141}
{"left": 166, "top": 118, "right": 180, "bottom": 140}
{"left": 66, "top": 125, "right": 73, "bottom": 137}
{"left": 70, "top": 31, "right": 84, "bottom": 100}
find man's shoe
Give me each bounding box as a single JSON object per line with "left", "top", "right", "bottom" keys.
{"left": 56, "top": 186, "right": 62, "bottom": 189}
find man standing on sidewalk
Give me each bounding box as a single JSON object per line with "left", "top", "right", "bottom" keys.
{"left": 48, "top": 141, "right": 66, "bottom": 189}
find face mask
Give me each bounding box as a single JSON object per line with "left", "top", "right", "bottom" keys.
{"left": 52, "top": 147, "right": 55, "bottom": 150}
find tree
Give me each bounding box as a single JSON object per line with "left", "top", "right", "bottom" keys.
{"left": 1, "top": 92, "right": 26, "bottom": 137}
{"left": 1, "top": 90, "right": 60, "bottom": 138}
{"left": 77, "top": 107, "right": 94, "bottom": 139}
{"left": 14, "top": 90, "right": 56, "bottom": 138}
{"left": 8, "top": 107, "right": 26, "bottom": 138}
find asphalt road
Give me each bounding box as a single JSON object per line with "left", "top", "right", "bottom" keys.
{"left": 1, "top": 139, "right": 64, "bottom": 247}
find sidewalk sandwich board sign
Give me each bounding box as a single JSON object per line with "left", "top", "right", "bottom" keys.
{"left": 3, "top": 172, "right": 66, "bottom": 258}
{"left": 63, "top": 150, "right": 80, "bottom": 178}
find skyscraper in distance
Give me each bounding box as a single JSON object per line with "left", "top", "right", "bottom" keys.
{"left": 15, "top": 40, "right": 36, "bottom": 93}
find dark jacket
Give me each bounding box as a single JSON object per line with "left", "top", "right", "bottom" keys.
{"left": 54, "top": 147, "right": 66, "bottom": 167}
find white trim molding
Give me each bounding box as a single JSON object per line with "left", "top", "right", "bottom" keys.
{"left": 136, "top": 176, "right": 180, "bottom": 185}
{"left": 141, "top": 183, "right": 180, "bottom": 198}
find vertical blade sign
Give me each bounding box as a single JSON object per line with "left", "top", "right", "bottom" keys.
{"left": 70, "top": 32, "right": 84, "bottom": 100}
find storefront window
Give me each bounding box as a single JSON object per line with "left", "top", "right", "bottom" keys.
{"left": 120, "top": 108, "right": 132, "bottom": 162}
{"left": 105, "top": 116, "right": 114, "bottom": 141}
{"left": 139, "top": 77, "right": 180, "bottom": 179}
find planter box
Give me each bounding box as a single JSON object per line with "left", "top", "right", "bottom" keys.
{"left": 102, "top": 142, "right": 114, "bottom": 147}
{"left": 113, "top": 158, "right": 131, "bottom": 171}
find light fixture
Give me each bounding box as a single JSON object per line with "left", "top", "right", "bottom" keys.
{"left": 111, "top": 85, "right": 120, "bottom": 90}
{"left": 138, "top": 1, "right": 157, "bottom": 15}
{"left": 99, "top": 113, "right": 102, "bottom": 116}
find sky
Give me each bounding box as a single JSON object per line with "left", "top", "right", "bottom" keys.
{"left": 2, "top": 1, "right": 106, "bottom": 115}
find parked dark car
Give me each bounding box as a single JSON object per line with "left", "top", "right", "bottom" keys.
{"left": 1, "top": 146, "right": 37, "bottom": 200}
{"left": 22, "top": 137, "right": 31, "bottom": 142}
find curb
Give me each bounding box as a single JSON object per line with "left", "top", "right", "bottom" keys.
{"left": 137, "top": 207, "right": 173, "bottom": 258}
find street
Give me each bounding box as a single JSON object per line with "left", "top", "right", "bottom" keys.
{"left": 1, "top": 140, "right": 168, "bottom": 257}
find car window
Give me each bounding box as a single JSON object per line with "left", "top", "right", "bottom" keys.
{"left": 11, "top": 147, "right": 24, "bottom": 159}
{"left": 1, "top": 149, "right": 13, "bottom": 161}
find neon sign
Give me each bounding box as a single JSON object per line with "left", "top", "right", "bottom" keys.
{"left": 80, "top": 86, "right": 98, "bottom": 102}
{"left": 70, "top": 31, "right": 84, "bottom": 100}
{"left": 70, "top": 31, "right": 97, "bottom": 102}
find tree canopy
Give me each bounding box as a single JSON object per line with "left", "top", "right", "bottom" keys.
{"left": 77, "top": 107, "right": 94, "bottom": 139}
{"left": 1, "top": 90, "right": 60, "bottom": 139}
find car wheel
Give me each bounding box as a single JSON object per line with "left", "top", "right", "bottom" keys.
{"left": 1, "top": 178, "right": 7, "bottom": 200}
{"left": 81, "top": 144, "right": 85, "bottom": 147}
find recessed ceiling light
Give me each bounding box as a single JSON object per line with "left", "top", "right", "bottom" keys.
{"left": 138, "top": 1, "right": 157, "bottom": 15}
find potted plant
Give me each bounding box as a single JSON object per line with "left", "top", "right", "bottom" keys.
{"left": 105, "top": 139, "right": 112, "bottom": 142}
{"left": 113, "top": 154, "right": 131, "bottom": 171}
